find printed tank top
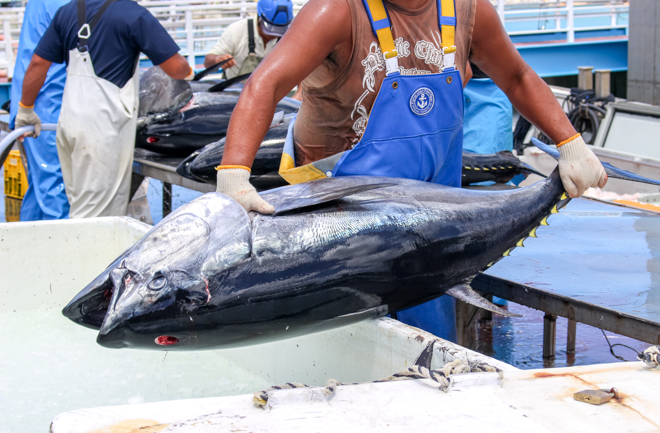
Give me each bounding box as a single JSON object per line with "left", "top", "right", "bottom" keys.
{"left": 293, "top": 0, "right": 476, "bottom": 166}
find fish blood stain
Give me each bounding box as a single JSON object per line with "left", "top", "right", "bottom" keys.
{"left": 155, "top": 336, "right": 179, "bottom": 346}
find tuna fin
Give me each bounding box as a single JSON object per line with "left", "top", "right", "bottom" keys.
{"left": 521, "top": 162, "right": 547, "bottom": 178}
{"left": 531, "top": 137, "right": 660, "bottom": 186}
{"left": 208, "top": 73, "right": 252, "bottom": 92}
{"left": 192, "top": 58, "right": 233, "bottom": 81}
{"left": 413, "top": 341, "right": 435, "bottom": 369}
{"left": 446, "top": 282, "right": 521, "bottom": 317}
{"left": 262, "top": 177, "right": 396, "bottom": 215}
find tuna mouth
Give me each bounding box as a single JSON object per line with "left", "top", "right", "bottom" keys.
{"left": 155, "top": 336, "right": 180, "bottom": 346}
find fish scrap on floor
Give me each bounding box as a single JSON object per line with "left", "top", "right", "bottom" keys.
{"left": 62, "top": 140, "right": 660, "bottom": 350}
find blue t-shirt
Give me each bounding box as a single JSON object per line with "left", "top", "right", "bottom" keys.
{"left": 35, "top": 0, "right": 180, "bottom": 88}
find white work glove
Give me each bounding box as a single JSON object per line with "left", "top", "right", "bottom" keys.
{"left": 15, "top": 103, "right": 42, "bottom": 137}
{"left": 557, "top": 134, "right": 607, "bottom": 198}
{"left": 216, "top": 166, "right": 275, "bottom": 214}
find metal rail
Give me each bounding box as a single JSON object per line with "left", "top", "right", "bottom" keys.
{"left": 472, "top": 273, "right": 660, "bottom": 358}
{"left": 0, "top": 0, "right": 629, "bottom": 75}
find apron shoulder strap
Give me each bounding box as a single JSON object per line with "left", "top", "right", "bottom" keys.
{"left": 77, "top": 0, "right": 120, "bottom": 49}
{"left": 361, "top": 0, "right": 398, "bottom": 75}
{"left": 247, "top": 18, "right": 256, "bottom": 55}
{"left": 438, "top": 0, "right": 457, "bottom": 56}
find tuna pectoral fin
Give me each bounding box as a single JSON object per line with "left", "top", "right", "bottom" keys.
{"left": 446, "top": 283, "right": 521, "bottom": 318}
{"left": 262, "top": 177, "right": 396, "bottom": 215}
{"left": 531, "top": 137, "right": 660, "bottom": 186}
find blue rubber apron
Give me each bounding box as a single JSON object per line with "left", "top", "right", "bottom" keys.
{"left": 279, "top": 0, "right": 463, "bottom": 342}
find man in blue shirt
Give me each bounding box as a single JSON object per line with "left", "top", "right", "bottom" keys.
{"left": 15, "top": 0, "right": 193, "bottom": 218}
{"left": 10, "top": 0, "right": 70, "bottom": 221}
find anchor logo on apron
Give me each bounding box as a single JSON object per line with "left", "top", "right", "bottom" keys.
{"left": 410, "top": 87, "right": 435, "bottom": 116}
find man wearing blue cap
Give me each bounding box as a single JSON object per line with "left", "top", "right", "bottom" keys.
{"left": 204, "top": 0, "right": 294, "bottom": 80}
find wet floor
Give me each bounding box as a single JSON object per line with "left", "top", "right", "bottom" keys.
{"left": 466, "top": 301, "right": 651, "bottom": 369}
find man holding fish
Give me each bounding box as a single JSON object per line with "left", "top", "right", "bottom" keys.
{"left": 214, "top": 0, "right": 608, "bottom": 341}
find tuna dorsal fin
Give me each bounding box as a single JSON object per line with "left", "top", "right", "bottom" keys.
{"left": 413, "top": 340, "right": 435, "bottom": 369}
{"left": 261, "top": 177, "right": 396, "bottom": 215}
{"left": 446, "top": 282, "right": 521, "bottom": 317}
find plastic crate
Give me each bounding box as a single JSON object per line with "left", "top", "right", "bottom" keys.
{"left": 4, "top": 196, "right": 21, "bottom": 222}
{"left": 4, "top": 150, "right": 28, "bottom": 199}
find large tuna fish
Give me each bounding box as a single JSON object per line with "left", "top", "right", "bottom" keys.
{"left": 136, "top": 67, "right": 300, "bottom": 156}
{"left": 62, "top": 140, "right": 660, "bottom": 350}
{"left": 176, "top": 115, "right": 542, "bottom": 190}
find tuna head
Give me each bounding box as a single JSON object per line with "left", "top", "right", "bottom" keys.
{"left": 82, "top": 194, "right": 249, "bottom": 350}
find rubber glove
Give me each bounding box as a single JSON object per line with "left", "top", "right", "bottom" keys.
{"left": 15, "top": 102, "right": 42, "bottom": 137}
{"left": 557, "top": 134, "right": 607, "bottom": 198}
{"left": 216, "top": 166, "right": 275, "bottom": 214}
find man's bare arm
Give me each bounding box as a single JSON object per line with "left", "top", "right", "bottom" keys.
{"left": 220, "top": 0, "right": 352, "bottom": 168}
{"left": 470, "top": 0, "right": 575, "bottom": 144}
{"left": 20, "top": 54, "right": 52, "bottom": 107}
{"left": 470, "top": 0, "right": 606, "bottom": 197}
{"left": 159, "top": 53, "right": 194, "bottom": 80}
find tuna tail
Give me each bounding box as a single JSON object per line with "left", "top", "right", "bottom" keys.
{"left": 531, "top": 137, "right": 660, "bottom": 187}
{"left": 446, "top": 282, "right": 521, "bottom": 317}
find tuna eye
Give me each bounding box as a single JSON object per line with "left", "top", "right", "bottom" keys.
{"left": 148, "top": 276, "right": 167, "bottom": 291}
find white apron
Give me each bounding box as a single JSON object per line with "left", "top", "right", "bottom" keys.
{"left": 56, "top": 0, "right": 139, "bottom": 218}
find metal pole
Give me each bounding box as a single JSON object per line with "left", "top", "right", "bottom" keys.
{"left": 555, "top": 0, "right": 561, "bottom": 31}
{"left": 577, "top": 66, "right": 594, "bottom": 90}
{"left": 543, "top": 313, "right": 557, "bottom": 359}
{"left": 497, "top": 0, "right": 505, "bottom": 25}
{"left": 567, "top": 319, "right": 577, "bottom": 354}
{"left": 566, "top": 0, "right": 574, "bottom": 43}
{"left": 610, "top": 0, "right": 616, "bottom": 27}
{"left": 185, "top": 9, "right": 195, "bottom": 71}
{"left": 595, "top": 69, "right": 611, "bottom": 98}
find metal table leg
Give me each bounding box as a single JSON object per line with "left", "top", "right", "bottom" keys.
{"left": 543, "top": 313, "right": 557, "bottom": 359}
{"left": 567, "top": 319, "right": 577, "bottom": 354}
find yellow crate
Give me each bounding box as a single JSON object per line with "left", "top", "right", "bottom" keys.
{"left": 4, "top": 196, "right": 21, "bottom": 222}
{"left": 4, "top": 150, "right": 28, "bottom": 199}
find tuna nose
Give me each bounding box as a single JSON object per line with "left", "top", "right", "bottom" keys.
{"left": 96, "top": 325, "right": 128, "bottom": 349}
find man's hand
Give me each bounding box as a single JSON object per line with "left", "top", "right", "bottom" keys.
{"left": 15, "top": 103, "right": 42, "bottom": 137}
{"left": 558, "top": 134, "right": 607, "bottom": 197}
{"left": 204, "top": 53, "right": 236, "bottom": 70}
{"left": 216, "top": 166, "right": 275, "bottom": 214}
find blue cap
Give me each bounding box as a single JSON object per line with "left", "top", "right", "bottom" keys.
{"left": 257, "top": 0, "right": 293, "bottom": 36}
